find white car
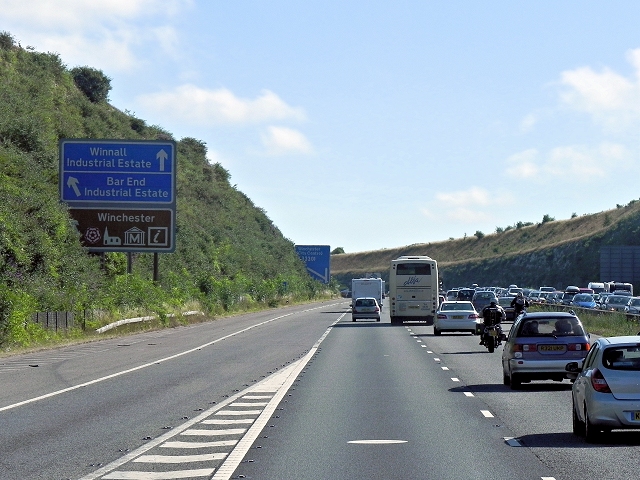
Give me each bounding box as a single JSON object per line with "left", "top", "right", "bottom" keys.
{"left": 351, "top": 297, "right": 381, "bottom": 322}
{"left": 567, "top": 336, "right": 640, "bottom": 442}
{"left": 434, "top": 301, "right": 481, "bottom": 335}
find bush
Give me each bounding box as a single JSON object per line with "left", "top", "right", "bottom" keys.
{"left": 71, "top": 66, "right": 112, "bottom": 103}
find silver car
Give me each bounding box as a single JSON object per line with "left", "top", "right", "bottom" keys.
{"left": 351, "top": 297, "right": 381, "bottom": 322}
{"left": 568, "top": 336, "right": 640, "bottom": 442}
{"left": 502, "top": 311, "right": 590, "bottom": 389}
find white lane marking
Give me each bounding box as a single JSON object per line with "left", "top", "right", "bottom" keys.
{"left": 134, "top": 453, "right": 227, "bottom": 463}
{"left": 463, "top": 392, "right": 474, "bottom": 397}
{"left": 421, "top": 345, "right": 427, "bottom": 348}
{"left": 242, "top": 395, "right": 272, "bottom": 399}
{"left": 215, "top": 409, "right": 262, "bottom": 416}
{"left": 416, "top": 340, "right": 422, "bottom": 343}
{"left": 441, "top": 367, "right": 449, "bottom": 371}
{"left": 481, "top": 410, "right": 494, "bottom": 418}
{"left": 103, "top": 468, "right": 214, "bottom": 479}
{"left": 162, "top": 440, "right": 237, "bottom": 449}
{"left": 0, "top": 303, "right": 340, "bottom": 413}
{"left": 79, "top": 313, "right": 346, "bottom": 480}
{"left": 230, "top": 402, "right": 268, "bottom": 407}
{"left": 348, "top": 440, "right": 408, "bottom": 444}
{"left": 504, "top": 437, "right": 523, "bottom": 447}
{"left": 211, "top": 315, "right": 344, "bottom": 480}
{"left": 201, "top": 419, "right": 254, "bottom": 425}
{"left": 541, "top": 478, "right": 556, "bottom": 480}
{"left": 434, "top": 358, "right": 440, "bottom": 362}
{"left": 451, "top": 377, "right": 460, "bottom": 382}
{"left": 181, "top": 428, "right": 246, "bottom": 436}
{"left": 427, "top": 350, "right": 433, "bottom": 353}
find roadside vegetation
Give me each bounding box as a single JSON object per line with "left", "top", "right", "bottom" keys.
{"left": 0, "top": 32, "right": 338, "bottom": 353}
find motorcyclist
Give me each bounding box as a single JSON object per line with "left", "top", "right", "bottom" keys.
{"left": 480, "top": 300, "right": 506, "bottom": 345}
{"left": 511, "top": 292, "right": 530, "bottom": 318}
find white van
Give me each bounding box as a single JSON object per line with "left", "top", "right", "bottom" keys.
{"left": 587, "top": 282, "right": 606, "bottom": 294}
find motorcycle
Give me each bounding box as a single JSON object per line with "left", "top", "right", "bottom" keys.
{"left": 481, "top": 323, "right": 504, "bottom": 353}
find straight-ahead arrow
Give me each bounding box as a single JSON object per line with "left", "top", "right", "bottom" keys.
{"left": 157, "top": 149, "right": 168, "bottom": 171}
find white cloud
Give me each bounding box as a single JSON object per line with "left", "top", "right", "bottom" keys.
{"left": 558, "top": 48, "right": 640, "bottom": 131}
{"left": 137, "top": 86, "right": 307, "bottom": 126}
{"left": 505, "top": 143, "right": 630, "bottom": 181}
{"left": 261, "top": 126, "right": 313, "bottom": 156}
{"left": 422, "top": 187, "right": 512, "bottom": 223}
{"left": 0, "top": 0, "right": 191, "bottom": 71}
{"left": 505, "top": 148, "right": 539, "bottom": 178}
{"left": 519, "top": 113, "right": 538, "bottom": 133}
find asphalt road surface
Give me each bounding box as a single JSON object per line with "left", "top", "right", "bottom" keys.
{"left": 1, "top": 300, "right": 639, "bottom": 479}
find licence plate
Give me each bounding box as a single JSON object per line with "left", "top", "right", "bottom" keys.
{"left": 538, "top": 345, "right": 566, "bottom": 352}
{"left": 408, "top": 305, "right": 420, "bottom": 309}
{"left": 489, "top": 330, "right": 498, "bottom": 337}
{"left": 452, "top": 315, "right": 463, "bottom": 319}
{"left": 634, "top": 411, "right": 640, "bottom": 421}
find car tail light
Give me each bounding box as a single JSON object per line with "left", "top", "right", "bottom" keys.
{"left": 437, "top": 314, "right": 447, "bottom": 319}
{"left": 513, "top": 344, "right": 538, "bottom": 352}
{"left": 568, "top": 343, "right": 590, "bottom": 351}
{"left": 375, "top": 306, "right": 380, "bottom": 312}
{"left": 468, "top": 313, "right": 479, "bottom": 319}
{"left": 591, "top": 368, "right": 611, "bottom": 393}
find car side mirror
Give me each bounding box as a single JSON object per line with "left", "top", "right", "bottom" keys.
{"left": 565, "top": 361, "right": 581, "bottom": 380}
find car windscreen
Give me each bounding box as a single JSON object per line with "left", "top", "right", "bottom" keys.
{"left": 517, "top": 318, "right": 586, "bottom": 336}
{"left": 602, "top": 346, "right": 640, "bottom": 371}
{"left": 608, "top": 296, "right": 630, "bottom": 305}
{"left": 498, "top": 297, "right": 514, "bottom": 307}
{"left": 573, "top": 294, "right": 593, "bottom": 302}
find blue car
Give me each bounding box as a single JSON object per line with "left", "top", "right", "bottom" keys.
{"left": 571, "top": 293, "right": 597, "bottom": 309}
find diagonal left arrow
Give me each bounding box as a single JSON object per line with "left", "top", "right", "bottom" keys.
{"left": 67, "top": 176, "right": 81, "bottom": 196}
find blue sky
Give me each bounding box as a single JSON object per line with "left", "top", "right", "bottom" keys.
{"left": 2, "top": 1, "right": 640, "bottom": 253}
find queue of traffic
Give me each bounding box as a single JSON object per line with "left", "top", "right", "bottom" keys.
{"left": 435, "top": 284, "right": 640, "bottom": 444}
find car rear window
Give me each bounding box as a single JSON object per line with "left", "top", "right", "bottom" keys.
{"left": 602, "top": 346, "right": 640, "bottom": 371}
{"left": 517, "top": 317, "right": 585, "bottom": 336}
{"left": 356, "top": 299, "right": 376, "bottom": 307}
{"left": 441, "top": 302, "right": 473, "bottom": 311}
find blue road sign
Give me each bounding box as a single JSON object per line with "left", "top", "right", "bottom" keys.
{"left": 295, "top": 245, "right": 331, "bottom": 284}
{"left": 60, "top": 139, "right": 175, "bottom": 204}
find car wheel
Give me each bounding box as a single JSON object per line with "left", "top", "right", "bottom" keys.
{"left": 509, "top": 370, "right": 521, "bottom": 390}
{"left": 584, "top": 406, "right": 601, "bottom": 443}
{"left": 376, "top": 317, "right": 380, "bottom": 322}
{"left": 433, "top": 327, "right": 441, "bottom": 335}
{"left": 572, "top": 396, "right": 585, "bottom": 437}
{"left": 502, "top": 369, "right": 509, "bottom": 386}
{"left": 352, "top": 317, "right": 356, "bottom": 322}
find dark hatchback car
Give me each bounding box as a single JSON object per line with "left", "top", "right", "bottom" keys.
{"left": 502, "top": 311, "right": 590, "bottom": 389}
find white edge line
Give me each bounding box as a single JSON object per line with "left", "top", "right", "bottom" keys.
{"left": 79, "top": 310, "right": 345, "bottom": 480}
{"left": 211, "top": 314, "right": 344, "bottom": 480}
{"left": 0, "top": 303, "right": 342, "bottom": 414}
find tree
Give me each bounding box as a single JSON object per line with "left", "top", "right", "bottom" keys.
{"left": 474, "top": 230, "right": 485, "bottom": 240}
{"left": 71, "top": 66, "right": 112, "bottom": 103}
{"left": 542, "top": 214, "right": 555, "bottom": 224}
{"left": 331, "top": 247, "right": 345, "bottom": 255}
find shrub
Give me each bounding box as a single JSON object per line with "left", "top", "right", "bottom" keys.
{"left": 71, "top": 66, "right": 112, "bottom": 103}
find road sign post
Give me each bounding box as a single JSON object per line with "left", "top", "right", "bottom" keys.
{"left": 60, "top": 139, "right": 176, "bottom": 253}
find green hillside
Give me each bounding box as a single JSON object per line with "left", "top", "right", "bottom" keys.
{"left": 331, "top": 200, "right": 640, "bottom": 291}
{"left": 0, "top": 32, "right": 334, "bottom": 349}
